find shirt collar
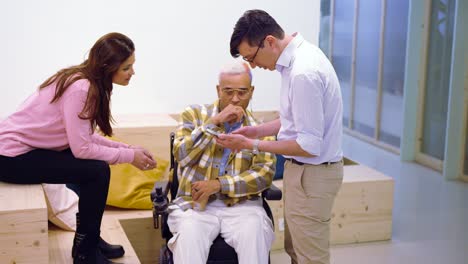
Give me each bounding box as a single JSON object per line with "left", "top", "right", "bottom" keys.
{"left": 275, "top": 32, "right": 304, "bottom": 72}
{"left": 224, "top": 120, "right": 243, "bottom": 133}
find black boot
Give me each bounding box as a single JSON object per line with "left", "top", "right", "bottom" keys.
{"left": 72, "top": 232, "right": 119, "bottom": 264}
{"left": 98, "top": 237, "right": 125, "bottom": 259}
{"left": 75, "top": 213, "right": 125, "bottom": 259}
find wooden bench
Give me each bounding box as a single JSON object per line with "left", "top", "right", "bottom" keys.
{"left": 0, "top": 182, "right": 49, "bottom": 263}
{"left": 269, "top": 158, "right": 394, "bottom": 250}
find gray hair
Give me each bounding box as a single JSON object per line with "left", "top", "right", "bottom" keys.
{"left": 218, "top": 60, "right": 252, "bottom": 83}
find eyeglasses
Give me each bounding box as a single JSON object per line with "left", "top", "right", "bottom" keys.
{"left": 221, "top": 88, "right": 252, "bottom": 99}
{"left": 242, "top": 37, "right": 266, "bottom": 63}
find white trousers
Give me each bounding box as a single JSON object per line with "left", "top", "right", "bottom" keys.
{"left": 167, "top": 199, "right": 274, "bottom": 264}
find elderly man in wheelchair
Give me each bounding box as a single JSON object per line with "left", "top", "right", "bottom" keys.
{"left": 153, "top": 61, "right": 278, "bottom": 264}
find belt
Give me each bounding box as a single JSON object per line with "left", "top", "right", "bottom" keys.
{"left": 286, "top": 158, "right": 341, "bottom": 166}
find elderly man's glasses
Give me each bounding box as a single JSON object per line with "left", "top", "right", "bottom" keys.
{"left": 221, "top": 88, "right": 252, "bottom": 99}
{"left": 242, "top": 37, "right": 266, "bottom": 63}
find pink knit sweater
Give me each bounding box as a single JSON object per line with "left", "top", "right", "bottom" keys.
{"left": 0, "top": 78, "right": 134, "bottom": 164}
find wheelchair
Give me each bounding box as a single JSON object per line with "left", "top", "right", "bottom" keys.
{"left": 151, "top": 132, "right": 282, "bottom": 264}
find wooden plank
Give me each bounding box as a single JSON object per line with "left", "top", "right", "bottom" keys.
{"left": 113, "top": 114, "right": 179, "bottom": 161}
{"left": 342, "top": 164, "right": 393, "bottom": 182}
{"left": 48, "top": 209, "right": 150, "bottom": 264}
{"left": 331, "top": 169, "right": 394, "bottom": 244}
{"left": 0, "top": 209, "right": 48, "bottom": 264}
{"left": 48, "top": 226, "right": 73, "bottom": 264}
{"left": 0, "top": 182, "right": 46, "bottom": 212}
{"left": 0, "top": 183, "right": 48, "bottom": 264}
{"left": 113, "top": 113, "right": 178, "bottom": 128}
{"left": 269, "top": 162, "right": 394, "bottom": 249}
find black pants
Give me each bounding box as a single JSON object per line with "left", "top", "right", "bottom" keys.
{"left": 0, "top": 148, "right": 110, "bottom": 235}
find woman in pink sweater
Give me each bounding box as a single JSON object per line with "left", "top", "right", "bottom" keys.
{"left": 0, "top": 32, "right": 156, "bottom": 264}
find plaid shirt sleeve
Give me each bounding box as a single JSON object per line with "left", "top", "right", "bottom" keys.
{"left": 217, "top": 135, "right": 276, "bottom": 198}
{"left": 173, "top": 105, "right": 220, "bottom": 168}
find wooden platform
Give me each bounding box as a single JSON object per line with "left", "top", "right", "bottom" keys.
{"left": 331, "top": 161, "right": 394, "bottom": 244}
{"left": 0, "top": 182, "right": 49, "bottom": 264}
{"left": 1, "top": 112, "right": 394, "bottom": 262}
{"left": 269, "top": 158, "right": 394, "bottom": 250}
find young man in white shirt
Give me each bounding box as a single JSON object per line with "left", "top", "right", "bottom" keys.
{"left": 216, "top": 9, "right": 344, "bottom": 264}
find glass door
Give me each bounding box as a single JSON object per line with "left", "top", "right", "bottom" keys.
{"left": 416, "top": 0, "right": 456, "bottom": 171}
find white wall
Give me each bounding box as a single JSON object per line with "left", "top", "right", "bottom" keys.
{"left": 1, "top": 0, "right": 320, "bottom": 117}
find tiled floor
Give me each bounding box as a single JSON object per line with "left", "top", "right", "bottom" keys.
{"left": 271, "top": 134, "right": 468, "bottom": 264}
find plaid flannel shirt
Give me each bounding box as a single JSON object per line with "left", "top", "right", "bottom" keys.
{"left": 172, "top": 100, "right": 276, "bottom": 211}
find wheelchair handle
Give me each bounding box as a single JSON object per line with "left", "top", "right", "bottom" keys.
{"left": 152, "top": 187, "right": 169, "bottom": 229}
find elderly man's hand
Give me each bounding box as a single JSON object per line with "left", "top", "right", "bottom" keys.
{"left": 216, "top": 133, "right": 253, "bottom": 153}
{"left": 212, "top": 104, "right": 245, "bottom": 125}
{"left": 191, "top": 180, "right": 221, "bottom": 202}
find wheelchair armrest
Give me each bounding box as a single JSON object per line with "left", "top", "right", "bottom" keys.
{"left": 261, "top": 182, "right": 282, "bottom": 200}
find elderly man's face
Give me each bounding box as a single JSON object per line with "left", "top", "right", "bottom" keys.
{"left": 217, "top": 72, "right": 253, "bottom": 111}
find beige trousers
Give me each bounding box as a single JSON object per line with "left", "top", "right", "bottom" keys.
{"left": 283, "top": 160, "right": 343, "bottom": 264}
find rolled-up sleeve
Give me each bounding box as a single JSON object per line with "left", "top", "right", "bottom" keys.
{"left": 173, "top": 107, "right": 221, "bottom": 168}
{"left": 291, "top": 73, "right": 324, "bottom": 156}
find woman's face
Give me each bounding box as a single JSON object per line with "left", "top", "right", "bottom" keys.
{"left": 112, "top": 53, "right": 135, "bottom": 86}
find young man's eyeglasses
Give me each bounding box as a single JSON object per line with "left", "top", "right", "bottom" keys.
{"left": 221, "top": 88, "right": 252, "bottom": 99}
{"left": 242, "top": 37, "right": 266, "bottom": 63}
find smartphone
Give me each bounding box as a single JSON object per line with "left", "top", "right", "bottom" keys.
{"left": 206, "top": 128, "right": 221, "bottom": 137}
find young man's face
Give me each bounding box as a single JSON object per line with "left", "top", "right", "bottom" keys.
{"left": 238, "top": 38, "right": 277, "bottom": 71}
{"left": 217, "top": 72, "right": 254, "bottom": 111}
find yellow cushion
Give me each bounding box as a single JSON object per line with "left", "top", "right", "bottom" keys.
{"left": 106, "top": 139, "right": 169, "bottom": 209}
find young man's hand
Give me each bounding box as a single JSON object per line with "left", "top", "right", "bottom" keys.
{"left": 216, "top": 133, "right": 253, "bottom": 153}
{"left": 232, "top": 126, "right": 259, "bottom": 139}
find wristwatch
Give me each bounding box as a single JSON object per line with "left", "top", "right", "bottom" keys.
{"left": 252, "top": 139, "right": 260, "bottom": 155}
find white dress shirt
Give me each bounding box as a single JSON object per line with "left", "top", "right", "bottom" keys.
{"left": 276, "top": 33, "right": 343, "bottom": 165}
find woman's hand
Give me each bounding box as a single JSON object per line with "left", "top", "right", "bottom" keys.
{"left": 131, "top": 148, "right": 157, "bottom": 170}
{"left": 129, "top": 145, "right": 144, "bottom": 150}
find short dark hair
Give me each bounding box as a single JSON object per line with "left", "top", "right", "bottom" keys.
{"left": 230, "top": 9, "right": 284, "bottom": 57}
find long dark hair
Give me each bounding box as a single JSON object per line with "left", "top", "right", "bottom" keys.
{"left": 39, "top": 32, "right": 135, "bottom": 136}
